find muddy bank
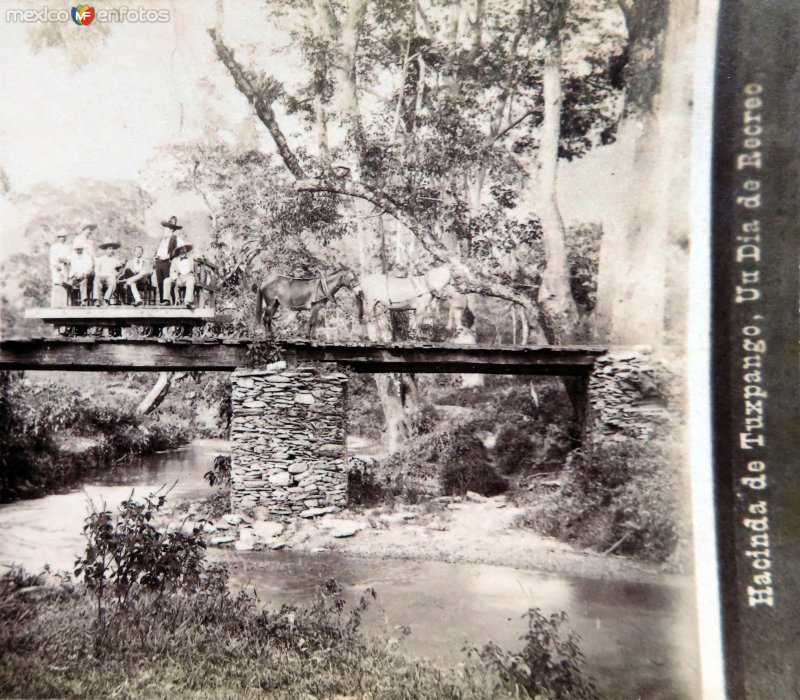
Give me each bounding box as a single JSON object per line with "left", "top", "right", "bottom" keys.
{"left": 183, "top": 493, "right": 685, "bottom": 587}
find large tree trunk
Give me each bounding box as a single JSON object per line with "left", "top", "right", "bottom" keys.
{"left": 536, "top": 44, "right": 579, "bottom": 343}
{"left": 595, "top": 0, "right": 695, "bottom": 347}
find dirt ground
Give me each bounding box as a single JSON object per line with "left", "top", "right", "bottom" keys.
{"left": 187, "top": 494, "right": 686, "bottom": 587}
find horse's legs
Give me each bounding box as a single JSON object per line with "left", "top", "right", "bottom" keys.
{"left": 308, "top": 301, "right": 324, "bottom": 338}
{"left": 410, "top": 297, "right": 430, "bottom": 338}
{"left": 263, "top": 299, "right": 279, "bottom": 337}
{"left": 357, "top": 294, "right": 370, "bottom": 341}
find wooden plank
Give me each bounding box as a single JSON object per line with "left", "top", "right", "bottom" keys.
{"left": 0, "top": 338, "right": 606, "bottom": 374}
{"left": 25, "top": 307, "right": 216, "bottom": 322}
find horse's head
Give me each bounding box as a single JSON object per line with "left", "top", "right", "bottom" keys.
{"left": 338, "top": 267, "right": 362, "bottom": 296}
{"left": 425, "top": 264, "right": 451, "bottom": 291}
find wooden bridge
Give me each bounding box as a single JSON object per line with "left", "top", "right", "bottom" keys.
{"left": 0, "top": 337, "right": 606, "bottom": 375}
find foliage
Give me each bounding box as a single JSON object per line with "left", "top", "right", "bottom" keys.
{"left": 474, "top": 608, "right": 598, "bottom": 700}
{"left": 204, "top": 453, "right": 232, "bottom": 488}
{"left": 347, "top": 459, "right": 386, "bottom": 506}
{"left": 0, "top": 568, "right": 504, "bottom": 699}
{"left": 566, "top": 223, "right": 602, "bottom": 313}
{"left": 245, "top": 337, "right": 285, "bottom": 367}
{"left": 0, "top": 373, "right": 190, "bottom": 502}
{"left": 523, "top": 439, "right": 683, "bottom": 563}
{"left": 438, "top": 428, "right": 509, "bottom": 496}
{"left": 75, "top": 492, "right": 215, "bottom": 612}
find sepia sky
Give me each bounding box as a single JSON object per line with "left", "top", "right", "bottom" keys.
{"left": 0, "top": 0, "right": 628, "bottom": 259}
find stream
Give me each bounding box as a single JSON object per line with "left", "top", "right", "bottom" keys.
{"left": 0, "top": 440, "right": 699, "bottom": 699}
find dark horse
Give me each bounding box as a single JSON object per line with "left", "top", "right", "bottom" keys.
{"left": 255, "top": 268, "right": 361, "bottom": 337}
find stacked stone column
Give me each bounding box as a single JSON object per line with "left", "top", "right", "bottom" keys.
{"left": 587, "top": 351, "right": 679, "bottom": 443}
{"left": 230, "top": 364, "right": 348, "bottom": 517}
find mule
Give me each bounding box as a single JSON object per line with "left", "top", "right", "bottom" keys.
{"left": 357, "top": 264, "right": 451, "bottom": 340}
{"left": 255, "top": 268, "right": 361, "bottom": 337}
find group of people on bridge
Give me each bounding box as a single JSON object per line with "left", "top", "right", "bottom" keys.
{"left": 49, "top": 216, "right": 198, "bottom": 309}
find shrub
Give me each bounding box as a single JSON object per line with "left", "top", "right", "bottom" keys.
{"left": 526, "top": 439, "right": 684, "bottom": 563}
{"left": 347, "top": 461, "right": 386, "bottom": 506}
{"left": 438, "top": 432, "right": 508, "bottom": 497}
{"left": 475, "top": 608, "right": 598, "bottom": 700}
{"left": 204, "top": 453, "right": 232, "bottom": 488}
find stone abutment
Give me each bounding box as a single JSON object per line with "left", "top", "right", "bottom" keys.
{"left": 230, "top": 362, "right": 348, "bottom": 518}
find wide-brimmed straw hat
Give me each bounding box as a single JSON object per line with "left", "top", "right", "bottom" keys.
{"left": 98, "top": 239, "right": 121, "bottom": 250}
{"left": 79, "top": 223, "right": 97, "bottom": 233}
{"left": 173, "top": 242, "right": 193, "bottom": 256}
{"left": 161, "top": 216, "right": 183, "bottom": 230}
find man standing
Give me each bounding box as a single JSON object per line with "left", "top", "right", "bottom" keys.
{"left": 154, "top": 216, "right": 181, "bottom": 303}
{"left": 73, "top": 223, "right": 97, "bottom": 257}
{"left": 163, "top": 242, "right": 196, "bottom": 308}
{"left": 68, "top": 240, "right": 94, "bottom": 305}
{"left": 93, "top": 239, "right": 123, "bottom": 305}
{"left": 49, "top": 229, "right": 71, "bottom": 307}
{"left": 119, "top": 245, "right": 152, "bottom": 306}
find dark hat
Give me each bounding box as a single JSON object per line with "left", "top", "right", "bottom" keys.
{"left": 173, "top": 242, "right": 193, "bottom": 256}
{"left": 161, "top": 216, "right": 183, "bottom": 230}
{"left": 98, "top": 239, "right": 121, "bottom": 250}
{"left": 54, "top": 230, "right": 68, "bottom": 239}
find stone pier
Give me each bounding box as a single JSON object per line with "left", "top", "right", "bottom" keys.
{"left": 230, "top": 363, "right": 348, "bottom": 518}
{"left": 587, "top": 350, "right": 678, "bottom": 443}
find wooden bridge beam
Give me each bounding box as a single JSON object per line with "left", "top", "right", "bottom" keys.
{"left": 0, "top": 338, "right": 606, "bottom": 375}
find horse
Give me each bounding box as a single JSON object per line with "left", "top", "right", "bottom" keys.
{"left": 255, "top": 268, "right": 361, "bottom": 337}
{"left": 357, "top": 264, "right": 451, "bottom": 340}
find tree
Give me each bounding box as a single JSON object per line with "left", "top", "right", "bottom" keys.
{"left": 595, "top": 0, "right": 696, "bottom": 347}
{"left": 206, "top": 1, "right": 625, "bottom": 447}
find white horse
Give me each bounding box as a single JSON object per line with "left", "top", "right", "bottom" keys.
{"left": 358, "top": 264, "right": 451, "bottom": 340}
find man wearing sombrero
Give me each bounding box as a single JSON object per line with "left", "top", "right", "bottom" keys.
{"left": 163, "top": 240, "right": 196, "bottom": 308}
{"left": 93, "top": 238, "right": 124, "bottom": 305}
{"left": 154, "top": 216, "right": 181, "bottom": 303}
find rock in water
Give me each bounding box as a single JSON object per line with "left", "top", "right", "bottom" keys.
{"left": 210, "top": 536, "right": 236, "bottom": 546}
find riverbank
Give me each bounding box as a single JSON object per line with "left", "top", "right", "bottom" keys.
{"left": 179, "top": 492, "right": 685, "bottom": 587}
{"left": 0, "top": 372, "right": 200, "bottom": 502}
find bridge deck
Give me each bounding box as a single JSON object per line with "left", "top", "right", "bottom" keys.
{"left": 25, "top": 306, "right": 217, "bottom": 324}
{"left": 0, "top": 338, "right": 607, "bottom": 374}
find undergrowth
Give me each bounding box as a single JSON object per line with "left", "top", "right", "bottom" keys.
{"left": 0, "top": 493, "right": 600, "bottom": 699}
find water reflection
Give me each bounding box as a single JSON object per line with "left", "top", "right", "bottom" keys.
{"left": 0, "top": 441, "right": 698, "bottom": 699}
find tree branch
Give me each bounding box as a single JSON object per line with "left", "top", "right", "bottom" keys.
{"left": 208, "top": 29, "right": 306, "bottom": 180}
{"left": 491, "top": 109, "right": 538, "bottom": 143}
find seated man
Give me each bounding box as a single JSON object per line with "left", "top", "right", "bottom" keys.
{"left": 119, "top": 245, "right": 153, "bottom": 306}
{"left": 163, "top": 242, "right": 196, "bottom": 308}
{"left": 93, "top": 239, "right": 124, "bottom": 305}
{"left": 68, "top": 241, "right": 94, "bottom": 305}
{"left": 49, "top": 229, "right": 71, "bottom": 307}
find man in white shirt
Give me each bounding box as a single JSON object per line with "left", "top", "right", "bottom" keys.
{"left": 73, "top": 223, "right": 97, "bottom": 257}
{"left": 154, "top": 216, "right": 181, "bottom": 303}
{"left": 93, "top": 239, "right": 123, "bottom": 305}
{"left": 119, "top": 245, "right": 152, "bottom": 306}
{"left": 49, "top": 230, "right": 71, "bottom": 307}
{"left": 163, "top": 242, "right": 196, "bottom": 309}
{"left": 68, "top": 241, "right": 94, "bottom": 305}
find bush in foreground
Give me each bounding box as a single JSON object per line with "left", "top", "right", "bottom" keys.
{"left": 0, "top": 494, "right": 599, "bottom": 699}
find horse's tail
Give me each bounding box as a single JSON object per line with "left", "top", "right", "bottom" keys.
{"left": 255, "top": 284, "right": 264, "bottom": 327}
